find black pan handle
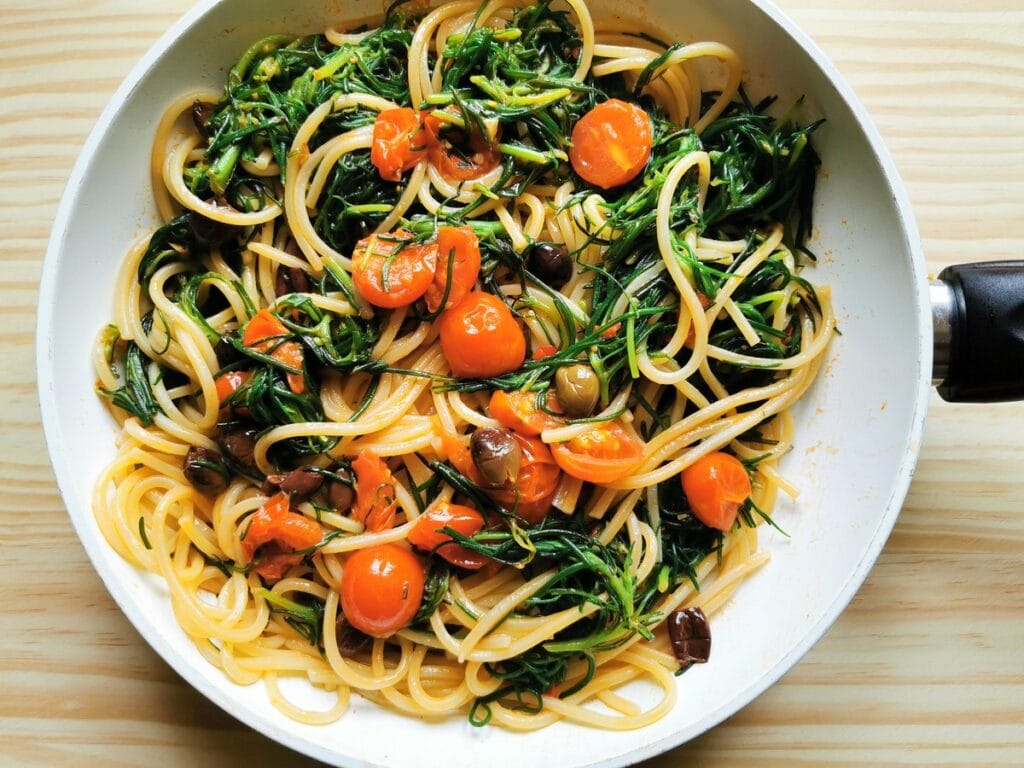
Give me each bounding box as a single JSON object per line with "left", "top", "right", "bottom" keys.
{"left": 933, "top": 261, "right": 1024, "bottom": 402}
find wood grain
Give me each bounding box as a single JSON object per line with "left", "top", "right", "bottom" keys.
{"left": 1, "top": 0, "right": 1022, "bottom": 765}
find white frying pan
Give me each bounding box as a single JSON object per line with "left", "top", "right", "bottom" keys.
{"left": 35, "top": 0, "right": 1014, "bottom": 765}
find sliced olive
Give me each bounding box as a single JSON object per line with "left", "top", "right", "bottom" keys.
{"left": 191, "top": 100, "right": 215, "bottom": 137}
{"left": 217, "top": 423, "right": 258, "bottom": 473}
{"left": 275, "top": 265, "right": 311, "bottom": 296}
{"left": 265, "top": 467, "right": 323, "bottom": 502}
{"left": 183, "top": 445, "right": 229, "bottom": 494}
{"left": 555, "top": 364, "right": 600, "bottom": 417}
{"left": 470, "top": 428, "right": 522, "bottom": 488}
{"left": 214, "top": 335, "right": 244, "bottom": 367}
{"left": 327, "top": 472, "right": 355, "bottom": 512}
{"left": 187, "top": 210, "right": 235, "bottom": 247}
{"left": 335, "top": 612, "right": 372, "bottom": 656}
{"left": 528, "top": 243, "right": 573, "bottom": 289}
{"left": 667, "top": 607, "right": 711, "bottom": 671}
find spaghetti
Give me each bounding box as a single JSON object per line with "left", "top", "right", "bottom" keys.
{"left": 93, "top": 0, "right": 831, "bottom": 731}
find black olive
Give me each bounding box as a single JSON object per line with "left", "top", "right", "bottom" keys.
{"left": 275, "top": 265, "right": 311, "bottom": 296}
{"left": 470, "top": 427, "right": 522, "bottom": 488}
{"left": 265, "top": 467, "right": 324, "bottom": 502}
{"left": 528, "top": 243, "right": 574, "bottom": 289}
{"left": 327, "top": 470, "right": 355, "bottom": 512}
{"left": 183, "top": 445, "right": 229, "bottom": 494}
{"left": 555, "top": 364, "right": 600, "bottom": 417}
{"left": 187, "top": 210, "right": 235, "bottom": 247}
{"left": 191, "top": 100, "right": 215, "bottom": 137}
{"left": 214, "top": 335, "right": 245, "bottom": 368}
{"left": 217, "top": 423, "right": 259, "bottom": 473}
{"left": 335, "top": 613, "right": 372, "bottom": 656}
{"left": 667, "top": 607, "right": 711, "bottom": 671}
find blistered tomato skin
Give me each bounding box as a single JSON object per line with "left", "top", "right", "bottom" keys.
{"left": 340, "top": 544, "right": 425, "bottom": 637}
{"left": 438, "top": 291, "right": 526, "bottom": 378}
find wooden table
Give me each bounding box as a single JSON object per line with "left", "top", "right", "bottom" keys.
{"left": 2, "top": 0, "right": 1022, "bottom": 765}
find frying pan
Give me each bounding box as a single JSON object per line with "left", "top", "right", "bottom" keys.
{"left": 34, "top": 0, "right": 1021, "bottom": 765}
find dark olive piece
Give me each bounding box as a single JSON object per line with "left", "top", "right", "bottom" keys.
{"left": 264, "top": 467, "right": 324, "bottom": 502}
{"left": 214, "top": 335, "right": 245, "bottom": 367}
{"left": 217, "top": 423, "right": 259, "bottom": 473}
{"left": 470, "top": 427, "right": 522, "bottom": 488}
{"left": 191, "top": 100, "right": 215, "bottom": 137}
{"left": 555, "top": 364, "right": 600, "bottom": 417}
{"left": 183, "top": 445, "right": 229, "bottom": 494}
{"left": 528, "top": 242, "right": 574, "bottom": 289}
{"left": 335, "top": 613, "right": 373, "bottom": 656}
{"left": 275, "top": 265, "right": 311, "bottom": 296}
{"left": 666, "top": 607, "right": 711, "bottom": 671}
{"left": 187, "top": 210, "right": 235, "bottom": 247}
{"left": 327, "top": 472, "right": 355, "bottom": 512}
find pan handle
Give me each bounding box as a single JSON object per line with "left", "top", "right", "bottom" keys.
{"left": 932, "top": 261, "right": 1024, "bottom": 402}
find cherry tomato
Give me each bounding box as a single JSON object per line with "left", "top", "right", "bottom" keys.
{"left": 340, "top": 543, "right": 425, "bottom": 637}
{"left": 550, "top": 420, "right": 645, "bottom": 484}
{"left": 438, "top": 292, "right": 526, "bottom": 378}
{"left": 370, "top": 108, "right": 428, "bottom": 182}
{"left": 351, "top": 450, "right": 398, "bottom": 532}
{"left": 241, "top": 492, "right": 323, "bottom": 574}
{"left": 489, "top": 389, "right": 560, "bottom": 437}
{"left": 352, "top": 231, "right": 438, "bottom": 309}
{"left": 408, "top": 502, "right": 487, "bottom": 570}
{"left": 569, "top": 99, "right": 652, "bottom": 189}
{"left": 243, "top": 309, "right": 306, "bottom": 394}
{"left": 215, "top": 370, "right": 250, "bottom": 402}
{"left": 681, "top": 451, "right": 752, "bottom": 531}
{"left": 532, "top": 344, "right": 559, "bottom": 360}
{"left": 488, "top": 433, "right": 561, "bottom": 524}
{"left": 424, "top": 112, "right": 501, "bottom": 181}
{"left": 424, "top": 226, "right": 481, "bottom": 313}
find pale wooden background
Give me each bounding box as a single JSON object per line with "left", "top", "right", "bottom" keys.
{"left": 2, "top": 0, "right": 1023, "bottom": 765}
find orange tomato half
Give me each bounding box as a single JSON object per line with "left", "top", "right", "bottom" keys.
{"left": 680, "top": 451, "right": 752, "bottom": 531}
{"left": 242, "top": 308, "right": 306, "bottom": 394}
{"left": 488, "top": 434, "right": 561, "bottom": 525}
{"left": 351, "top": 450, "right": 398, "bottom": 532}
{"left": 352, "top": 231, "right": 438, "bottom": 309}
{"left": 370, "top": 108, "right": 428, "bottom": 182}
{"left": 550, "top": 420, "right": 644, "bottom": 484}
{"left": 569, "top": 99, "right": 652, "bottom": 189}
{"left": 408, "top": 503, "right": 487, "bottom": 570}
{"left": 489, "top": 389, "right": 559, "bottom": 437}
{"left": 438, "top": 292, "right": 526, "bottom": 378}
{"left": 340, "top": 544, "right": 425, "bottom": 637}
{"left": 241, "top": 492, "right": 323, "bottom": 577}
{"left": 424, "top": 226, "right": 481, "bottom": 313}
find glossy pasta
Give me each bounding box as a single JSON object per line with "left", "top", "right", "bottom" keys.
{"left": 92, "top": 0, "right": 831, "bottom": 731}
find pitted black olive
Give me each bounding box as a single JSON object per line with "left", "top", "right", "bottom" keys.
{"left": 528, "top": 242, "right": 574, "bottom": 289}
{"left": 470, "top": 427, "right": 522, "bottom": 488}
{"left": 183, "top": 445, "right": 229, "bottom": 494}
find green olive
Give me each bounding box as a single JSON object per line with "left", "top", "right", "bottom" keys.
{"left": 555, "top": 364, "right": 600, "bottom": 417}
{"left": 470, "top": 427, "right": 522, "bottom": 488}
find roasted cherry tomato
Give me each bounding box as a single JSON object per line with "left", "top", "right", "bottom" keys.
{"left": 408, "top": 502, "right": 487, "bottom": 570}
{"left": 241, "top": 492, "right": 323, "bottom": 580}
{"left": 489, "top": 389, "right": 560, "bottom": 437}
{"left": 243, "top": 308, "right": 305, "bottom": 394}
{"left": 438, "top": 291, "right": 526, "bottom": 378}
{"left": 550, "top": 420, "right": 644, "bottom": 484}
{"left": 215, "top": 370, "right": 251, "bottom": 402}
{"left": 340, "top": 543, "right": 425, "bottom": 637}
{"left": 681, "top": 451, "right": 752, "bottom": 531}
{"left": 352, "top": 231, "right": 438, "bottom": 309}
{"left": 532, "top": 344, "right": 559, "bottom": 360}
{"left": 370, "top": 108, "right": 428, "bottom": 182}
{"left": 424, "top": 112, "right": 501, "bottom": 181}
{"left": 351, "top": 450, "right": 398, "bottom": 532}
{"left": 424, "top": 226, "right": 481, "bottom": 313}
{"left": 569, "top": 99, "right": 652, "bottom": 189}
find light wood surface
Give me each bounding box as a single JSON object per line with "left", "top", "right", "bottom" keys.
{"left": 2, "top": 0, "right": 1023, "bottom": 765}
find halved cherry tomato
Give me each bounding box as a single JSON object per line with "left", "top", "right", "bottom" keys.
{"left": 215, "top": 370, "right": 251, "bottom": 402}
{"left": 340, "top": 543, "right": 425, "bottom": 637}
{"left": 532, "top": 344, "right": 558, "bottom": 360}
{"left": 408, "top": 502, "right": 486, "bottom": 570}
{"left": 242, "top": 309, "right": 306, "bottom": 394}
{"left": 424, "top": 112, "right": 502, "bottom": 181}
{"left": 352, "top": 231, "right": 438, "bottom": 309}
{"left": 441, "top": 431, "right": 560, "bottom": 525}
{"left": 488, "top": 434, "right": 561, "bottom": 525}
{"left": 681, "top": 451, "right": 752, "bottom": 531}
{"left": 424, "top": 226, "right": 481, "bottom": 313}
{"left": 351, "top": 450, "right": 398, "bottom": 532}
{"left": 550, "top": 420, "right": 644, "bottom": 484}
{"left": 569, "top": 99, "right": 652, "bottom": 189}
{"left": 371, "top": 108, "right": 428, "bottom": 182}
{"left": 241, "top": 492, "right": 323, "bottom": 578}
{"left": 438, "top": 291, "right": 526, "bottom": 378}
{"left": 489, "top": 389, "right": 560, "bottom": 437}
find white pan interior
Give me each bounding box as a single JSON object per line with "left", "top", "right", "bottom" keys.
{"left": 36, "top": 0, "right": 930, "bottom": 765}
